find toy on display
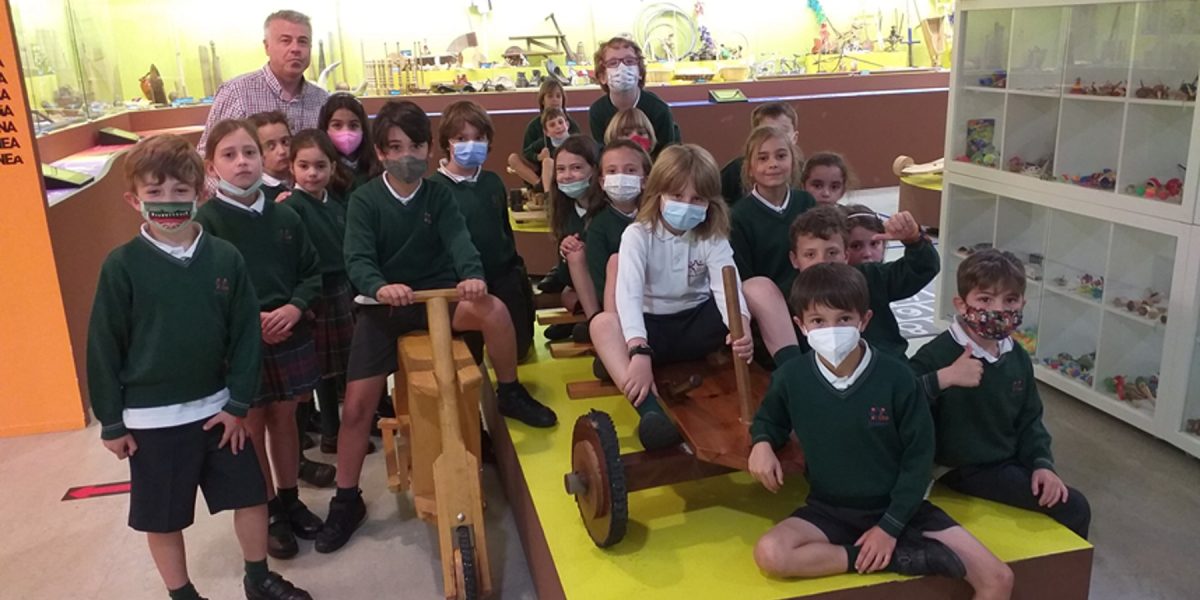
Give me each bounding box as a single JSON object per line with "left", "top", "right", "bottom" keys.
{"left": 959, "top": 118, "right": 998, "bottom": 167}
{"left": 1103, "top": 374, "right": 1159, "bottom": 406}
{"left": 1124, "top": 176, "right": 1184, "bottom": 203}
{"left": 1061, "top": 168, "right": 1117, "bottom": 190}
{"left": 954, "top": 241, "right": 993, "bottom": 258}
{"left": 1111, "top": 289, "right": 1169, "bottom": 324}
{"left": 1024, "top": 252, "right": 1044, "bottom": 281}
{"left": 1136, "top": 78, "right": 1197, "bottom": 102}
{"left": 1012, "top": 328, "right": 1038, "bottom": 354}
{"left": 978, "top": 70, "right": 1006, "bottom": 88}
{"left": 1186, "top": 419, "right": 1200, "bottom": 435}
{"left": 1050, "top": 271, "right": 1104, "bottom": 301}
{"left": 1007, "top": 155, "right": 1053, "bottom": 180}
{"left": 1069, "top": 78, "right": 1126, "bottom": 97}
{"left": 1040, "top": 351, "right": 1096, "bottom": 387}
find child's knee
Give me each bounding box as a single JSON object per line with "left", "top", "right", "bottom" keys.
{"left": 977, "top": 559, "right": 1014, "bottom": 595}
{"left": 590, "top": 311, "right": 619, "bottom": 335}
{"left": 753, "top": 534, "right": 789, "bottom": 576}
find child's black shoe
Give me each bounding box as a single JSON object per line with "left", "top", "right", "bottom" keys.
{"left": 497, "top": 383, "right": 557, "bottom": 428}
{"left": 314, "top": 493, "right": 366, "bottom": 554}
{"left": 243, "top": 572, "right": 312, "bottom": 600}
{"left": 298, "top": 457, "right": 336, "bottom": 488}
{"left": 636, "top": 412, "right": 683, "bottom": 451}
{"left": 536, "top": 274, "right": 566, "bottom": 294}
{"left": 266, "top": 506, "right": 298, "bottom": 559}
{"left": 592, "top": 357, "right": 612, "bottom": 382}
{"left": 286, "top": 498, "right": 324, "bottom": 540}
{"left": 889, "top": 537, "right": 967, "bottom": 579}
{"left": 571, "top": 320, "right": 591, "bottom": 344}
{"left": 544, "top": 323, "right": 573, "bottom": 341}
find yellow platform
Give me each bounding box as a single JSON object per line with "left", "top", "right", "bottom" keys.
{"left": 492, "top": 324, "right": 1092, "bottom": 599}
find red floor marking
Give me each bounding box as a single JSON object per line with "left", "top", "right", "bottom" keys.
{"left": 62, "top": 481, "right": 131, "bottom": 501}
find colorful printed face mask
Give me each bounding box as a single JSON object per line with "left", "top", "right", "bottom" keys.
{"left": 961, "top": 305, "right": 1023, "bottom": 340}
{"left": 140, "top": 199, "right": 197, "bottom": 233}
{"left": 384, "top": 156, "right": 427, "bottom": 184}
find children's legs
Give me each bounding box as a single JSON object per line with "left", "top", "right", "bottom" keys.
{"left": 560, "top": 287, "right": 580, "bottom": 313}
{"left": 244, "top": 408, "right": 276, "bottom": 501}
{"left": 453, "top": 295, "right": 518, "bottom": 382}
{"left": 566, "top": 251, "right": 600, "bottom": 317}
{"left": 315, "top": 376, "right": 341, "bottom": 438}
{"left": 507, "top": 153, "right": 540, "bottom": 186}
{"left": 942, "top": 462, "right": 1091, "bottom": 539}
{"left": 743, "top": 277, "right": 799, "bottom": 357}
{"left": 923, "top": 526, "right": 1013, "bottom": 600}
{"left": 335, "top": 375, "right": 387, "bottom": 488}
{"left": 603, "top": 255, "right": 619, "bottom": 313}
{"left": 232, "top": 504, "right": 269, "bottom": 563}
{"left": 589, "top": 312, "right": 632, "bottom": 386}
{"left": 753, "top": 518, "right": 847, "bottom": 578}
{"left": 146, "top": 531, "right": 190, "bottom": 590}
{"left": 265, "top": 399, "right": 302, "bottom": 490}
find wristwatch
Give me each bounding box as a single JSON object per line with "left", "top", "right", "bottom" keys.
{"left": 628, "top": 344, "right": 654, "bottom": 359}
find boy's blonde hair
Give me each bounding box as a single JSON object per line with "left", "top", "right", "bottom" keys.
{"left": 638, "top": 144, "right": 729, "bottom": 239}
{"left": 603, "top": 108, "right": 656, "bottom": 147}
{"left": 125, "top": 134, "right": 205, "bottom": 192}
{"left": 740, "top": 125, "right": 803, "bottom": 191}
{"left": 593, "top": 37, "right": 646, "bottom": 93}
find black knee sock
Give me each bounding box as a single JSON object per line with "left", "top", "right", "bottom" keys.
{"left": 277, "top": 486, "right": 299, "bottom": 506}
{"left": 335, "top": 486, "right": 361, "bottom": 501}
{"left": 167, "top": 582, "right": 201, "bottom": 600}
{"left": 315, "top": 377, "right": 341, "bottom": 437}
{"left": 843, "top": 545, "right": 861, "bottom": 573}
{"left": 634, "top": 393, "right": 665, "bottom": 418}
{"left": 244, "top": 559, "right": 269, "bottom": 586}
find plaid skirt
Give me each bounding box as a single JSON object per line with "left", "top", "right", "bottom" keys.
{"left": 312, "top": 274, "right": 355, "bottom": 377}
{"left": 257, "top": 320, "right": 321, "bottom": 405}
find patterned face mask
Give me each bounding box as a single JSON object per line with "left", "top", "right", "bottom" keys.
{"left": 961, "top": 305, "right": 1023, "bottom": 340}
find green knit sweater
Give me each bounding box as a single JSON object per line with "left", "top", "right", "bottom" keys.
{"left": 588, "top": 90, "right": 677, "bottom": 156}
{"left": 584, "top": 204, "right": 636, "bottom": 300}
{"left": 282, "top": 188, "right": 348, "bottom": 276}
{"left": 857, "top": 238, "right": 940, "bottom": 357}
{"left": 196, "top": 197, "right": 322, "bottom": 312}
{"left": 730, "top": 189, "right": 816, "bottom": 289}
{"left": 910, "top": 330, "right": 1056, "bottom": 472}
{"left": 521, "top": 115, "right": 582, "bottom": 164}
{"left": 262, "top": 181, "right": 289, "bottom": 203}
{"left": 428, "top": 171, "right": 519, "bottom": 281}
{"left": 547, "top": 205, "right": 588, "bottom": 288}
{"left": 751, "top": 347, "right": 934, "bottom": 536}
{"left": 87, "top": 233, "right": 262, "bottom": 439}
{"left": 721, "top": 157, "right": 745, "bottom": 206}
{"left": 344, "top": 176, "right": 484, "bottom": 297}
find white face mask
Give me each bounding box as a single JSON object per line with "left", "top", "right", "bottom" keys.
{"left": 805, "top": 326, "right": 861, "bottom": 368}
{"left": 603, "top": 173, "right": 641, "bottom": 203}
{"left": 217, "top": 175, "right": 262, "bottom": 198}
{"left": 607, "top": 64, "right": 639, "bottom": 92}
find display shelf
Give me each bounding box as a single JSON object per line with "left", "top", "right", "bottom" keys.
{"left": 1054, "top": 98, "right": 1125, "bottom": 189}
{"left": 1064, "top": 3, "right": 1136, "bottom": 93}
{"left": 963, "top": 85, "right": 1008, "bottom": 94}
{"left": 1103, "top": 222, "right": 1175, "bottom": 319}
{"left": 1095, "top": 310, "right": 1164, "bottom": 418}
{"left": 1044, "top": 210, "right": 1110, "bottom": 287}
{"left": 1007, "top": 88, "right": 1062, "bottom": 98}
{"left": 951, "top": 90, "right": 1007, "bottom": 168}
{"left": 1062, "top": 93, "right": 1126, "bottom": 103}
{"left": 1118, "top": 103, "right": 1192, "bottom": 205}
{"left": 958, "top": 8, "right": 1013, "bottom": 87}
{"left": 1129, "top": 1, "right": 1200, "bottom": 102}
{"left": 1008, "top": 7, "right": 1069, "bottom": 93}
{"left": 1002, "top": 96, "right": 1059, "bottom": 179}
{"left": 996, "top": 196, "right": 1049, "bottom": 258}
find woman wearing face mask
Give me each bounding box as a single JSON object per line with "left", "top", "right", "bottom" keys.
{"left": 588, "top": 37, "right": 678, "bottom": 157}
{"left": 542, "top": 136, "right": 602, "bottom": 344}
{"left": 318, "top": 93, "right": 378, "bottom": 195}
{"left": 589, "top": 144, "right": 753, "bottom": 452}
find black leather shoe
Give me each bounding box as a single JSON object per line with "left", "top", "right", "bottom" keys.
{"left": 497, "top": 384, "right": 557, "bottom": 428}
{"left": 244, "top": 572, "right": 312, "bottom": 600}
{"left": 298, "top": 458, "right": 336, "bottom": 488}
{"left": 572, "top": 321, "right": 591, "bottom": 344}
{"left": 286, "top": 498, "right": 324, "bottom": 540}
{"left": 544, "top": 323, "right": 573, "bottom": 341}
{"left": 889, "top": 537, "right": 967, "bottom": 579}
{"left": 536, "top": 274, "right": 565, "bottom": 294}
{"left": 592, "top": 357, "right": 612, "bottom": 383}
{"left": 300, "top": 432, "right": 315, "bottom": 450}
{"left": 637, "top": 412, "right": 683, "bottom": 451}
{"left": 266, "top": 511, "right": 298, "bottom": 559}
{"left": 314, "top": 493, "right": 366, "bottom": 554}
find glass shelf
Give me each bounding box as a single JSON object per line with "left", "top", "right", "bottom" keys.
{"left": 1055, "top": 98, "right": 1125, "bottom": 189}
{"left": 1008, "top": 7, "right": 1069, "bottom": 93}
{"left": 1118, "top": 103, "right": 1192, "bottom": 204}
{"left": 1064, "top": 3, "right": 1137, "bottom": 94}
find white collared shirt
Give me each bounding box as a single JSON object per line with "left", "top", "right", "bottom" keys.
{"left": 124, "top": 388, "right": 232, "bottom": 430}
{"left": 751, "top": 186, "right": 790, "bottom": 214}
{"left": 261, "top": 173, "right": 286, "bottom": 188}
{"left": 574, "top": 202, "right": 588, "bottom": 218}
{"left": 949, "top": 319, "right": 1013, "bottom": 364}
{"left": 615, "top": 221, "right": 749, "bottom": 341}
{"left": 382, "top": 174, "right": 422, "bottom": 205}
{"left": 215, "top": 190, "right": 266, "bottom": 214}
{"left": 139, "top": 224, "right": 203, "bottom": 260}
{"left": 815, "top": 342, "right": 873, "bottom": 390}
{"left": 437, "top": 159, "right": 481, "bottom": 183}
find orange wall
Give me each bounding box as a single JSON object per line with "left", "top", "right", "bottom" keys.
{"left": 0, "top": 2, "right": 86, "bottom": 437}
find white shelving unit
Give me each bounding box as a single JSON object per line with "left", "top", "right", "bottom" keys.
{"left": 942, "top": 1, "right": 1200, "bottom": 457}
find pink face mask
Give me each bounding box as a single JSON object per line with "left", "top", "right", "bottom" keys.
{"left": 329, "top": 129, "right": 363, "bottom": 156}
{"left": 629, "top": 134, "right": 652, "bottom": 153}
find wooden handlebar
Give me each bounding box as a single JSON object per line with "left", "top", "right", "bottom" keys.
{"left": 412, "top": 289, "right": 462, "bottom": 302}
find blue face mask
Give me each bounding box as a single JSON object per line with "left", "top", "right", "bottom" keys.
{"left": 559, "top": 179, "right": 590, "bottom": 199}
{"left": 660, "top": 197, "right": 707, "bottom": 232}
{"left": 452, "top": 140, "right": 489, "bottom": 169}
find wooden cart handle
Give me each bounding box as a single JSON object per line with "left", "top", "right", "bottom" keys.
{"left": 721, "top": 266, "right": 754, "bottom": 425}
{"left": 412, "top": 288, "right": 462, "bottom": 302}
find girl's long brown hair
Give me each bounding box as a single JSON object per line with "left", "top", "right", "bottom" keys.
{"left": 638, "top": 144, "right": 730, "bottom": 239}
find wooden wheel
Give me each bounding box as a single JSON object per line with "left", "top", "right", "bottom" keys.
{"left": 452, "top": 525, "right": 478, "bottom": 600}
{"left": 564, "top": 410, "right": 628, "bottom": 547}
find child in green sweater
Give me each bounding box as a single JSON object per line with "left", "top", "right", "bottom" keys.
{"left": 320, "top": 100, "right": 555, "bottom": 553}
{"left": 731, "top": 125, "right": 815, "bottom": 366}
{"left": 88, "top": 134, "right": 311, "bottom": 600}
{"left": 801, "top": 152, "right": 852, "bottom": 206}
{"left": 319, "top": 93, "right": 379, "bottom": 194}
{"left": 430, "top": 100, "right": 536, "bottom": 360}
{"left": 588, "top": 37, "right": 678, "bottom": 157}
{"left": 602, "top": 107, "right": 656, "bottom": 155}
{"left": 508, "top": 78, "right": 582, "bottom": 188}
{"left": 542, "top": 135, "right": 602, "bottom": 343}
{"left": 911, "top": 250, "right": 1091, "bottom": 539}
{"left": 249, "top": 111, "right": 293, "bottom": 202}
{"left": 584, "top": 139, "right": 653, "bottom": 313}
{"left": 749, "top": 263, "right": 1011, "bottom": 597}
{"left": 721, "top": 102, "right": 799, "bottom": 206}
{"left": 196, "top": 119, "right": 327, "bottom": 560}
{"left": 840, "top": 204, "right": 887, "bottom": 265}
{"left": 520, "top": 107, "right": 575, "bottom": 194}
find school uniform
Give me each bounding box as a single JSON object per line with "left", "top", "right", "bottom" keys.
{"left": 339, "top": 156, "right": 373, "bottom": 194}
{"left": 196, "top": 192, "right": 323, "bottom": 404}
{"left": 615, "top": 221, "right": 748, "bottom": 363}
{"left": 261, "top": 173, "right": 290, "bottom": 203}
{"left": 545, "top": 201, "right": 589, "bottom": 292}
{"left": 520, "top": 115, "right": 583, "bottom": 166}
{"left": 87, "top": 227, "right": 266, "bottom": 532}
{"left": 342, "top": 175, "right": 484, "bottom": 380}
{"left": 521, "top": 114, "right": 582, "bottom": 156}
{"left": 910, "top": 324, "right": 1092, "bottom": 538}
{"left": 751, "top": 345, "right": 957, "bottom": 548}
{"left": 430, "top": 166, "right": 534, "bottom": 358}
{"left": 584, "top": 203, "right": 636, "bottom": 300}
{"left": 588, "top": 90, "right": 677, "bottom": 156}
{"left": 856, "top": 237, "right": 940, "bottom": 357}
{"left": 730, "top": 187, "right": 817, "bottom": 291}
{"left": 282, "top": 187, "right": 354, "bottom": 376}
{"left": 720, "top": 156, "right": 745, "bottom": 206}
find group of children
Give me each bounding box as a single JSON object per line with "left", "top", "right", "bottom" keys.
{"left": 88, "top": 35, "right": 1089, "bottom": 600}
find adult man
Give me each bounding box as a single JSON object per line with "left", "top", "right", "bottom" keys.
{"left": 587, "top": 37, "right": 678, "bottom": 157}
{"left": 198, "top": 10, "right": 329, "bottom": 154}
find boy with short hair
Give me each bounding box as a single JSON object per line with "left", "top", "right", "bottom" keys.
{"left": 748, "top": 263, "right": 1011, "bottom": 598}
{"left": 249, "top": 111, "right": 293, "bottom": 202}
{"left": 588, "top": 37, "right": 678, "bottom": 156}
{"left": 430, "top": 100, "right": 537, "bottom": 362}
{"left": 87, "top": 134, "right": 311, "bottom": 600}
{"left": 911, "top": 249, "right": 1092, "bottom": 539}
{"left": 523, "top": 106, "right": 573, "bottom": 193}
{"left": 722, "top": 102, "right": 799, "bottom": 204}
{"left": 319, "top": 100, "right": 555, "bottom": 553}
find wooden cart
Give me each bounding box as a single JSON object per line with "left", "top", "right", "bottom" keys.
{"left": 563, "top": 267, "right": 806, "bottom": 546}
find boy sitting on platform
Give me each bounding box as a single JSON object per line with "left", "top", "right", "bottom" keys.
{"left": 749, "top": 263, "right": 1012, "bottom": 598}
{"left": 910, "top": 249, "right": 1092, "bottom": 539}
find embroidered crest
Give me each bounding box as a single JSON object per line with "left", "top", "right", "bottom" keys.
{"left": 423, "top": 212, "right": 433, "bottom": 225}
{"left": 278, "top": 227, "right": 294, "bottom": 243}
{"left": 215, "top": 277, "right": 231, "bottom": 294}
{"left": 869, "top": 406, "right": 890, "bottom": 426}
{"left": 1012, "top": 379, "right": 1025, "bottom": 394}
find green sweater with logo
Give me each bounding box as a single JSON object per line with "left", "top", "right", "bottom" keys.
{"left": 730, "top": 190, "right": 817, "bottom": 289}
{"left": 429, "top": 171, "right": 520, "bottom": 281}
{"left": 547, "top": 205, "right": 589, "bottom": 289}
{"left": 751, "top": 347, "right": 934, "bottom": 536}
{"left": 584, "top": 204, "right": 636, "bottom": 300}
{"left": 262, "top": 181, "right": 289, "bottom": 203}
{"left": 196, "top": 198, "right": 322, "bottom": 312}
{"left": 344, "top": 176, "right": 484, "bottom": 297}
{"left": 909, "top": 331, "right": 1055, "bottom": 472}
{"left": 588, "top": 90, "right": 677, "bottom": 156}
{"left": 282, "top": 188, "right": 348, "bottom": 276}
{"left": 521, "top": 115, "right": 582, "bottom": 164}
{"left": 87, "top": 233, "right": 262, "bottom": 440}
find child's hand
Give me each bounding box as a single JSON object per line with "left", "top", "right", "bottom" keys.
{"left": 457, "top": 278, "right": 487, "bottom": 301}
{"left": 874, "top": 211, "right": 923, "bottom": 245}
{"left": 1031, "top": 468, "right": 1068, "bottom": 507}
{"left": 728, "top": 324, "right": 754, "bottom": 363}
{"left": 102, "top": 434, "right": 138, "bottom": 460}
{"left": 377, "top": 284, "right": 415, "bottom": 306}
{"left": 939, "top": 347, "right": 983, "bottom": 389}
{"left": 749, "top": 441, "right": 784, "bottom": 492}
{"left": 538, "top": 148, "right": 550, "bottom": 161}
{"left": 560, "top": 234, "right": 584, "bottom": 257}
{"left": 854, "top": 526, "right": 897, "bottom": 573}
{"left": 263, "top": 305, "right": 303, "bottom": 336}
{"left": 203, "top": 411, "right": 246, "bottom": 454}
{"left": 275, "top": 190, "right": 292, "bottom": 203}
{"left": 623, "top": 354, "right": 657, "bottom": 407}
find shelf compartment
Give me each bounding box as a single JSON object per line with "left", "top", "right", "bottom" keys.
{"left": 1043, "top": 210, "right": 1110, "bottom": 289}
{"left": 1104, "top": 223, "right": 1175, "bottom": 320}
{"left": 1054, "top": 98, "right": 1125, "bottom": 190}
{"left": 1002, "top": 95, "right": 1060, "bottom": 179}
{"left": 958, "top": 9, "right": 1014, "bottom": 88}
{"left": 1063, "top": 3, "right": 1136, "bottom": 95}
{"left": 1008, "top": 7, "right": 1070, "bottom": 94}
{"left": 1035, "top": 291, "right": 1102, "bottom": 389}
{"left": 1095, "top": 309, "right": 1164, "bottom": 418}
{"left": 1117, "top": 103, "right": 1192, "bottom": 205}
{"left": 943, "top": 185, "right": 998, "bottom": 253}
{"left": 952, "top": 90, "right": 1006, "bottom": 168}
{"left": 1129, "top": 1, "right": 1200, "bottom": 103}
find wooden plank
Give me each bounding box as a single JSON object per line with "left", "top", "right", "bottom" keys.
{"left": 537, "top": 310, "right": 584, "bottom": 326}
{"left": 550, "top": 342, "right": 592, "bottom": 359}
{"left": 621, "top": 447, "right": 736, "bottom": 492}
{"left": 566, "top": 380, "right": 620, "bottom": 400}
{"left": 512, "top": 209, "right": 548, "bottom": 223}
